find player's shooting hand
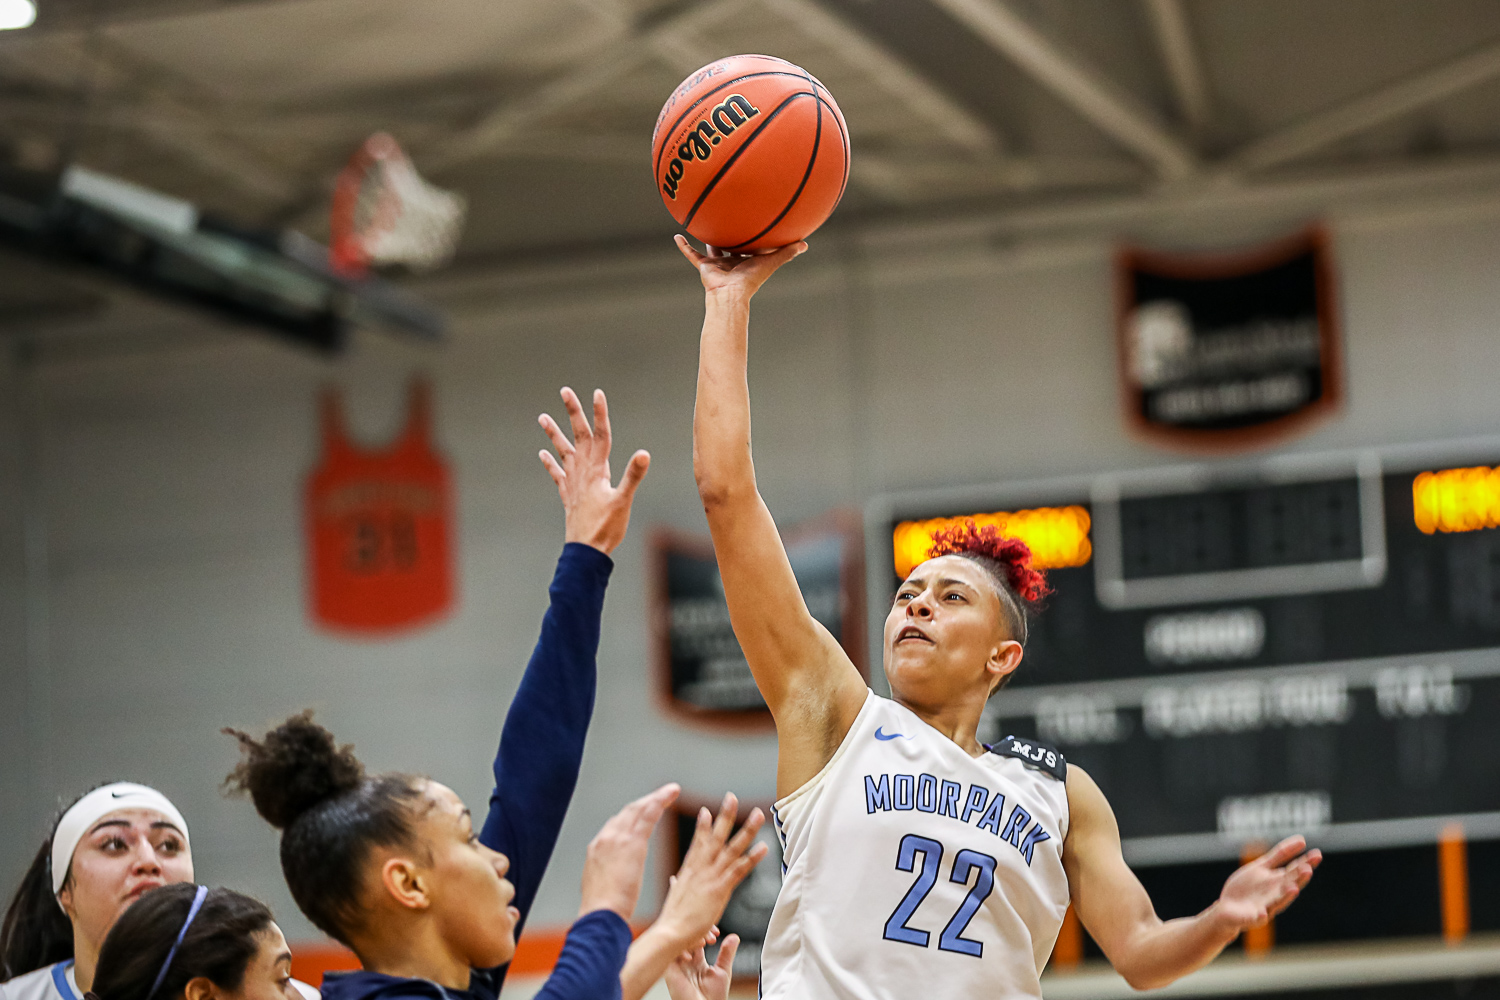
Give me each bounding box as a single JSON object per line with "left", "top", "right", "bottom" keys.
{"left": 1212, "top": 835, "right": 1322, "bottom": 931}
{"left": 579, "top": 783, "right": 681, "bottom": 920}
{"left": 675, "top": 234, "right": 806, "bottom": 299}
{"left": 538, "top": 386, "right": 650, "bottom": 555}
{"left": 664, "top": 928, "right": 738, "bottom": 1000}
{"left": 656, "top": 793, "right": 769, "bottom": 947}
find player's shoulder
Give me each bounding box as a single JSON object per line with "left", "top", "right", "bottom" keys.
{"left": 989, "top": 734, "right": 1067, "bottom": 781}
{"left": 0, "top": 964, "right": 66, "bottom": 1000}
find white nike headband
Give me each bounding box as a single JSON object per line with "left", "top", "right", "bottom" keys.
{"left": 51, "top": 782, "right": 191, "bottom": 898}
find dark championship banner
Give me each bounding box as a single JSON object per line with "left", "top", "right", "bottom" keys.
{"left": 1117, "top": 227, "right": 1341, "bottom": 449}
{"left": 652, "top": 512, "right": 864, "bottom": 726}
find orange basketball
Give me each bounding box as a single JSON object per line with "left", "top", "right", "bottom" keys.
{"left": 653, "top": 54, "right": 850, "bottom": 253}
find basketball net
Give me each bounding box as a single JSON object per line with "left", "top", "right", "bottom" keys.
{"left": 329, "top": 133, "right": 466, "bottom": 277}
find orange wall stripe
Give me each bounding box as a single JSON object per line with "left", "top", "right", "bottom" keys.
{"left": 289, "top": 927, "right": 584, "bottom": 987}
{"left": 1049, "top": 904, "right": 1083, "bottom": 970}
{"left": 1240, "top": 842, "right": 1273, "bottom": 959}
{"left": 1440, "top": 823, "right": 1471, "bottom": 945}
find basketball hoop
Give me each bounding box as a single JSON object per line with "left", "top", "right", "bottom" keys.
{"left": 329, "top": 133, "right": 466, "bottom": 277}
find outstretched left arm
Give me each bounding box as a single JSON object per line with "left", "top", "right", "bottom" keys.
{"left": 481, "top": 388, "right": 650, "bottom": 981}
{"left": 1062, "top": 767, "right": 1321, "bottom": 991}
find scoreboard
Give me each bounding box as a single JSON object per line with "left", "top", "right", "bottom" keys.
{"left": 866, "top": 440, "right": 1500, "bottom": 866}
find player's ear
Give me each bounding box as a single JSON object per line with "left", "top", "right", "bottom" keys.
{"left": 986, "top": 641, "right": 1023, "bottom": 690}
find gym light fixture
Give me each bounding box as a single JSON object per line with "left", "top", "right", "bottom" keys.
{"left": 0, "top": 0, "right": 36, "bottom": 29}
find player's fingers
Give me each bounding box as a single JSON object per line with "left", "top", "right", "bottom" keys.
{"left": 538, "top": 413, "right": 575, "bottom": 456}
{"left": 674, "top": 233, "right": 706, "bottom": 265}
{"left": 632, "top": 782, "right": 680, "bottom": 832}
{"left": 539, "top": 450, "right": 566, "bottom": 489}
{"left": 592, "top": 389, "right": 612, "bottom": 453}
{"left": 712, "top": 792, "right": 739, "bottom": 841}
{"left": 716, "top": 934, "right": 741, "bottom": 973}
{"left": 1304, "top": 849, "right": 1323, "bottom": 869}
{"left": 725, "top": 809, "right": 765, "bottom": 857}
{"left": 560, "top": 387, "right": 593, "bottom": 445}
{"left": 617, "top": 450, "right": 651, "bottom": 498}
{"left": 1260, "top": 835, "right": 1307, "bottom": 869}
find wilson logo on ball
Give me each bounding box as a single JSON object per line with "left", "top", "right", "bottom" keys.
{"left": 661, "top": 94, "right": 760, "bottom": 201}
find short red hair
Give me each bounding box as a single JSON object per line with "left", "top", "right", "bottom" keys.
{"left": 926, "top": 520, "right": 1051, "bottom": 604}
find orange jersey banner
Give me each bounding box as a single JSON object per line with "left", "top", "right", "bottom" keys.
{"left": 305, "top": 380, "right": 455, "bottom": 634}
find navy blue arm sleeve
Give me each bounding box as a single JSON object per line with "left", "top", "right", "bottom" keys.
{"left": 529, "top": 911, "right": 632, "bottom": 1000}
{"left": 478, "top": 543, "right": 613, "bottom": 959}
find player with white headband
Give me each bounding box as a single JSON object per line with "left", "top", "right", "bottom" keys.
{"left": 0, "top": 783, "right": 195, "bottom": 1000}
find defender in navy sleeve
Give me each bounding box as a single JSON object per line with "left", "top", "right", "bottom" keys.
{"left": 481, "top": 540, "right": 616, "bottom": 962}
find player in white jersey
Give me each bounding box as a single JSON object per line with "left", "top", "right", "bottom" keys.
{"left": 670, "top": 234, "right": 1323, "bottom": 1000}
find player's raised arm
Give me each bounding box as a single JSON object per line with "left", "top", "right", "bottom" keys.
{"left": 1063, "top": 767, "right": 1321, "bottom": 990}
{"left": 676, "top": 236, "right": 868, "bottom": 795}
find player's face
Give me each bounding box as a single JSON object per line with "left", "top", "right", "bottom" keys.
{"left": 216, "top": 922, "right": 302, "bottom": 1000}
{"left": 58, "top": 809, "right": 194, "bottom": 951}
{"left": 883, "top": 556, "right": 1019, "bottom": 708}
{"left": 414, "top": 781, "right": 519, "bottom": 969}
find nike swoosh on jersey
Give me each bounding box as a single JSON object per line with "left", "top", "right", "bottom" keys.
{"left": 874, "top": 727, "right": 912, "bottom": 741}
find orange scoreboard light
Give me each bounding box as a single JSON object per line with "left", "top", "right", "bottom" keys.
{"left": 891, "top": 506, "right": 1091, "bottom": 578}
{"left": 1413, "top": 465, "right": 1500, "bottom": 535}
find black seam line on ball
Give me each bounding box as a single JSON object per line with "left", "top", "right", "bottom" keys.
{"left": 653, "top": 71, "right": 808, "bottom": 178}
{"left": 683, "top": 91, "right": 812, "bottom": 231}
{"left": 724, "top": 72, "right": 823, "bottom": 250}
{"left": 821, "top": 93, "right": 851, "bottom": 204}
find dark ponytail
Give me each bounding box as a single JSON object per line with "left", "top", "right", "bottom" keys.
{"left": 89, "top": 885, "right": 271, "bottom": 1000}
{"left": 224, "top": 711, "right": 423, "bottom": 945}
{"left": 1, "top": 838, "right": 73, "bottom": 979}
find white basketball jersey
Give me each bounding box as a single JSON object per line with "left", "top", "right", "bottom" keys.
{"left": 761, "top": 691, "right": 1071, "bottom": 1000}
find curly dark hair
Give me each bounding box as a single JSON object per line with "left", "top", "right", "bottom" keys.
{"left": 926, "top": 520, "right": 1051, "bottom": 671}
{"left": 90, "top": 884, "right": 273, "bottom": 1000}
{"left": 224, "top": 711, "right": 423, "bottom": 945}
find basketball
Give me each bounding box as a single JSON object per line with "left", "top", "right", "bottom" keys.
{"left": 653, "top": 54, "right": 850, "bottom": 253}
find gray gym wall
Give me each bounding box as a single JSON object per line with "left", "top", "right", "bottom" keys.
{"left": 3, "top": 194, "right": 1500, "bottom": 943}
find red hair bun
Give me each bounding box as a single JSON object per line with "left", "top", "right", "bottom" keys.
{"left": 927, "top": 520, "right": 1051, "bottom": 603}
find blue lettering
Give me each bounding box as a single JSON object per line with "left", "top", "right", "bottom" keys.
{"left": 938, "top": 780, "right": 962, "bottom": 819}
{"left": 894, "top": 774, "right": 915, "bottom": 810}
{"left": 976, "top": 793, "right": 1006, "bottom": 835}
{"left": 1001, "top": 805, "right": 1032, "bottom": 848}
{"left": 960, "top": 785, "right": 990, "bottom": 825}
{"left": 1018, "top": 822, "right": 1052, "bottom": 866}
{"left": 917, "top": 774, "right": 938, "bottom": 813}
{"left": 865, "top": 774, "right": 892, "bottom": 814}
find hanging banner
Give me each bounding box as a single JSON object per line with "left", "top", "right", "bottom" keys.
{"left": 1117, "top": 226, "right": 1341, "bottom": 450}
{"left": 305, "top": 379, "right": 456, "bottom": 635}
{"left": 652, "top": 511, "right": 864, "bottom": 728}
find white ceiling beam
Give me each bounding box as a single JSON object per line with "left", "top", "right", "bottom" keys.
{"left": 759, "top": 0, "right": 1001, "bottom": 154}
{"left": 424, "top": 0, "right": 739, "bottom": 174}
{"left": 1142, "top": 0, "right": 1210, "bottom": 132}
{"left": 1230, "top": 37, "right": 1500, "bottom": 174}
{"left": 927, "top": 0, "right": 1199, "bottom": 179}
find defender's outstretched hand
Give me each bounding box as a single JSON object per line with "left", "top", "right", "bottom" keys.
{"left": 578, "top": 783, "right": 681, "bottom": 920}
{"left": 538, "top": 387, "right": 650, "bottom": 555}
{"left": 675, "top": 234, "right": 806, "bottom": 299}
{"left": 1214, "top": 835, "right": 1322, "bottom": 930}
{"left": 620, "top": 793, "right": 768, "bottom": 1000}
{"left": 665, "top": 929, "right": 739, "bottom": 1000}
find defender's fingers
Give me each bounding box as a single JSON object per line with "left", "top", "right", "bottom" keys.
{"left": 632, "top": 783, "right": 681, "bottom": 832}
{"left": 617, "top": 450, "right": 651, "bottom": 497}
{"left": 712, "top": 793, "right": 739, "bottom": 840}
{"left": 538, "top": 413, "right": 575, "bottom": 456}
{"left": 592, "top": 389, "right": 612, "bottom": 451}
{"left": 539, "top": 450, "right": 566, "bottom": 488}
{"left": 731, "top": 841, "right": 770, "bottom": 877}
{"left": 1259, "top": 836, "right": 1307, "bottom": 869}
{"left": 560, "top": 387, "right": 592, "bottom": 443}
{"left": 725, "top": 809, "right": 765, "bottom": 857}
{"left": 716, "top": 934, "right": 740, "bottom": 973}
